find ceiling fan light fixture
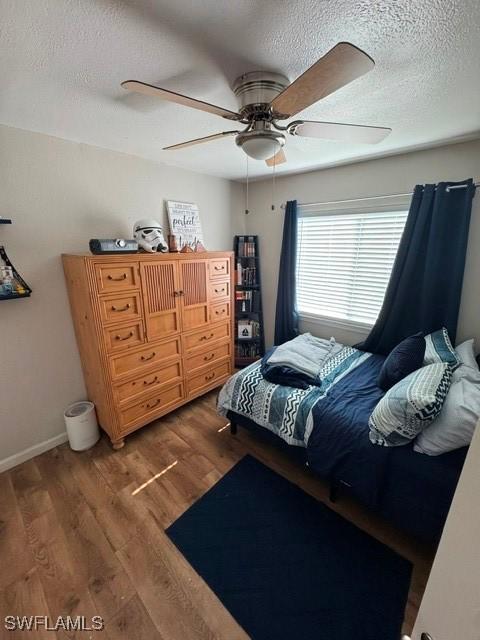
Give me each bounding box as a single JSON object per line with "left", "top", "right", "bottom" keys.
{"left": 241, "top": 136, "right": 282, "bottom": 160}
{"left": 236, "top": 125, "right": 285, "bottom": 161}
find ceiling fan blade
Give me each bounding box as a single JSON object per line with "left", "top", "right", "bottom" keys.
{"left": 121, "top": 80, "right": 241, "bottom": 121}
{"left": 270, "top": 42, "right": 375, "bottom": 119}
{"left": 163, "top": 130, "right": 239, "bottom": 151}
{"left": 288, "top": 120, "right": 391, "bottom": 144}
{"left": 265, "top": 148, "right": 287, "bottom": 167}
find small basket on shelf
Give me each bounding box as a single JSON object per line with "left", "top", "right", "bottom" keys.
{"left": 0, "top": 245, "right": 32, "bottom": 300}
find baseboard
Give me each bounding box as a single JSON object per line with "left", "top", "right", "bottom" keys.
{"left": 0, "top": 432, "right": 69, "bottom": 474}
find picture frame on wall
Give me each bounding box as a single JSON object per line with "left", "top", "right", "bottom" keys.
{"left": 166, "top": 200, "right": 205, "bottom": 252}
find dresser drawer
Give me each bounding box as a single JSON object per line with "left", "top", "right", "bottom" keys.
{"left": 99, "top": 292, "right": 142, "bottom": 325}
{"left": 118, "top": 382, "right": 184, "bottom": 430}
{"left": 103, "top": 321, "right": 144, "bottom": 353}
{"left": 186, "top": 340, "right": 231, "bottom": 373}
{"left": 187, "top": 359, "right": 231, "bottom": 396}
{"left": 114, "top": 361, "right": 182, "bottom": 405}
{"left": 208, "top": 280, "right": 229, "bottom": 301}
{"left": 109, "top": 336, "right": 181, "bottom": 380}
{"left": 209, "top": 301, "right": 230, "bottom": 323}
{"left": 183, "top": 322, "right": 230, "bottom": 354}
{"left": 95, "top": 262, "right": 139, "bottom": 293}
{"left": 208, "top": 258, "right": 230, "bottom": 280}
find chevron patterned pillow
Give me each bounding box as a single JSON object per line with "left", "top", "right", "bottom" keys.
{"left": 369, "top": 362, "right": 452, "bottom": 447}
{"left": 423, "top": 327, "right": 460, "bottom": 371}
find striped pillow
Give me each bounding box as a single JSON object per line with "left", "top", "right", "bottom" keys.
{"left": 424, "top": 328, "right": 460, "bottom": 371}
{"left": 369, "top": 363, "right": 452, "bottom": 447}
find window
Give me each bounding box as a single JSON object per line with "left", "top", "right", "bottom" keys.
{"left": 296, "top": 206, "right": 408, "bottom": 328}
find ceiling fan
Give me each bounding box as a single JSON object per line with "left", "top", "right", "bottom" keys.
{"left": 122, "top": 42, "right": 391, "bottom": 166}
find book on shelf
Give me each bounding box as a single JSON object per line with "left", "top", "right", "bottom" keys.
{"left": 237, "top": 236, "right": 256, "bottom": 258}
{"left": 235, "top": 289, "right": 260, "bottom": 313}
{"left": 236, "top": 263, "right": 257, "bottom": 286}
{"left": 235, "top": 342, "right": 261, "bottom": 360}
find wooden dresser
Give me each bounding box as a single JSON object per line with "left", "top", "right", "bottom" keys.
{"left": 62, "top": 252, "right": 234, "bottom": 449}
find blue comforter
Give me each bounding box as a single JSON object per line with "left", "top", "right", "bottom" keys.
{"left": 218, "top": 346, "right": 371, "bottom": 447}
{"left": 306, "top": 352, "right": 387, "bottom": 508}
{"left": 307, "top": 352, "right": 467, "bottom": 524}
{"left": 219, "top": 348, "right": 468, "bottom": 540}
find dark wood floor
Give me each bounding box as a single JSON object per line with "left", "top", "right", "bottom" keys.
{"left": 0, "top": 391, "right": 434, "bottom": 639}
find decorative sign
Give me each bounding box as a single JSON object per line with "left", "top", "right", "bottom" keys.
{"left": 166, "top": 201, "right": 204, "bottom": 251}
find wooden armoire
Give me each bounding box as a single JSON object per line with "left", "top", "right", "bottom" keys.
{"left": 62, "top": 252, "right": 234, "bottom": 449}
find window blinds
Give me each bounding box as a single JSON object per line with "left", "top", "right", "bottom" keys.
{"left": 296, "top": 210, "right": 408, "bottom": 326}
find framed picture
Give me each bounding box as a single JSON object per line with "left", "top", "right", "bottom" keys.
{"left": 238, "top": 321, "right": 253, "bottom": 339}
{"left": 166, "top": 200, "right": 204, "bottom": 251}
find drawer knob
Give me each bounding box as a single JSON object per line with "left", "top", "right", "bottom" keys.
{"left": 214, "top": 265, "right": 223, "bottom": 271}
{"left": 200, "top": 332, "right": 215, "bottom": 341}
{"left": 215, "top": 309, "right": 225, "bottom": 315}
{"left": 214, "top": 287, "right": 224, "bottom": 293}
{"left": 145, "top": 398, "right": 161, "bottom": 410}
{"left": 115, "top": 331, "right": 134, "bottom": 341}
{"left": 141, "top": 352, "right": 156, "bottom": 361}
{"left": 111, "top": 303, "right": 131, "bottom": 312}
{"left": 143, "top": 376, "right": 158, "bottom": 386}
{"left": 108, "top": 273, "right": 127, "bottom": 281}
{"left": 205, "top": 372, "right": 215, "bottom": 381}
{"left": 204, "top": 353, "right": 215, "bottom": 362}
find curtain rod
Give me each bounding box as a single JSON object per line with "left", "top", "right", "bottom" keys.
{"left": 280, "top": 182, "right": 479, "bottom": 209}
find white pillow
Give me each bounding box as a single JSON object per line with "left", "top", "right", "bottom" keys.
{"left": 414, "top": 344, "right": 480, "bottom": 456}
{"left": 455, "top": 339, "right": 480, "bottom": 377}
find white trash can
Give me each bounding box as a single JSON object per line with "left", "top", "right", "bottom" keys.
{"left": 64, "top": 401, "right": 100, "bottom": 451}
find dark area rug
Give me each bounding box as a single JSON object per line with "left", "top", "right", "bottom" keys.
{"left": 166, "top": 455, "right": 412, "bottom": 640}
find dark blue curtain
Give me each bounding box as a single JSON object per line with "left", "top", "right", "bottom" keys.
{"left": 274, "top": 200, "right": 299, "bottom": 345}
{"left": 361, "top": 179, "right": 476, "bottom": 355}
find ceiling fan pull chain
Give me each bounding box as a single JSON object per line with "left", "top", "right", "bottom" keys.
{"left": 271, "top": 145, "right": 276, "bottom": 211}
{"left": 245, "top": 155, "right": 250, "bottom": 215}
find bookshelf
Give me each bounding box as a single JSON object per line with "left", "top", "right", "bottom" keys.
{"left": 234, "top": 235, "right": 266, "bottom": 368}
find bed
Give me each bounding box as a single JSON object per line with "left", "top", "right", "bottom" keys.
{"left": 218, "top": 345, "right": 467, "bottom": 543}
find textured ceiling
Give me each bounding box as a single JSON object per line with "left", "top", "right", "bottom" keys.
{"left": 1, "top": 0, "right": 479, "bottom": 180}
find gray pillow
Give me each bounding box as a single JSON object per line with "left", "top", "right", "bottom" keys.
{"left": 413, "top": 375, "right": 480, "bottom": 455}
{"left": 414, "top": 339, "right": 480, "bottom": 455}
{"left": 455, "top": 339, "right": 479, "bottom": 374}
{"left": 369, "top": 363, "right": 452, "bottom": 447}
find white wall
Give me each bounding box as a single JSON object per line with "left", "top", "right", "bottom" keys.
{"left": 0, "top": 124, "right": 243, "bottom": 468}
{"left": 243, "top": 139, "right": 480, "bottom": 347}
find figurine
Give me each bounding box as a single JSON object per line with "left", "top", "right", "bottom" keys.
{"left": 133, "top": 219, "right": 168, "bottom": 253}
